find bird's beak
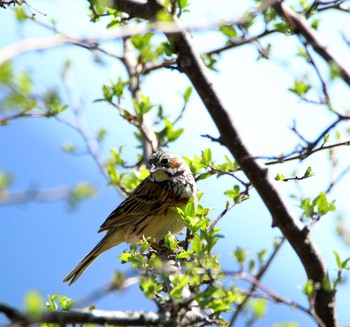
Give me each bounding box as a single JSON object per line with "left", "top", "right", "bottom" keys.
{"left": 150, "top": 164, "right": 158, "bottom": 174}
{"left": 149, "top": 165, "right": 170, "bottom": 182}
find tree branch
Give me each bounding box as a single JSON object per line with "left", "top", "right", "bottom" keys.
{"left": 121, "top": 36, "right": 159, "bottom": 165}
{"left": 112, "top": 1, "right": 338, "bottom": 326}
{"left": 0, "top": 186, "right": 70, "bottom": 205}
{"left": 0, "top": 302, "right": 211, "bottom": 326}
{"left": 272, "top": 0, "right": 350, "bottom": 87}
{"left": 206, "top": 29, "right": 277, "bottom": 57}
{"left": 229, "top": 238, "right": 286, "bottom": 326}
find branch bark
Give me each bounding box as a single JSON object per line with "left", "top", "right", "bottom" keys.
{"left": 121, "top": 37, "right": 159, "bottom": 164}
{"left": 0, "top": 303, "right": 211, "bottom": 327}
{"left": 112, "top": 1, "right": 338, "bottom": 326}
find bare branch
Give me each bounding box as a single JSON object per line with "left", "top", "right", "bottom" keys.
{"left": 229, "top": 238, "right": 285, "bottom": 326}
{"left": 206, "top": 29, "right": 277, "bottom": 56}
{"left": 0, "top": 302, "right": 211, "bottom": 326}
{"left": 234, "top": 272, "right": 326, "bottom": 327}
{"left": 121, "top": 36, "right": 159, "bottom": 164}
{"left": 0, "top": 112, "right": 48, "bottom": 124}
{"left": 263, "top": 140, "right": 350, "bottom": 166}
{"left": 0, "top": 186, "right": 71, "bottom": 206}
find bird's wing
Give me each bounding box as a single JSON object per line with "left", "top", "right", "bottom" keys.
{"left": 98, "top": 177, "right": 182, "bottom": 232}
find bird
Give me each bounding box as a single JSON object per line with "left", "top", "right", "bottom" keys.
{"left": 63, "top": 151, "right": 197, "bottom": 285}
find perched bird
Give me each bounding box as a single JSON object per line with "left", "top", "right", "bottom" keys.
{"left": 63, "top": 151, "right": 197, "bottom": 285}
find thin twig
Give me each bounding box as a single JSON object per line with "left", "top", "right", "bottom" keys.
{"left": 263, "top": 140, "right": 350, "bottom": 166}
{"left": 234, "top": 272, "right": 326, "bottom": 327}
{"left": 0, "top": 186, "right": 71, "bottom": 205}
{"left": 206, "top": 29, "right": 277, "bottom": 56}
{"left": 228, "top": 238, "right": 285, "bottom": 326}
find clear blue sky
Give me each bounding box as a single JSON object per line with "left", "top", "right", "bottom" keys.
{"left": 1, "top": 1, "right": 350, "bottom": 326}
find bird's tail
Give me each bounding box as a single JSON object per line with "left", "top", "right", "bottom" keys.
{"left": 63, "top": 231, "right": 122, "bottom": 285}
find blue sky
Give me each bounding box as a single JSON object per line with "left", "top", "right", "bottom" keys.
{"left": 1, "top": 1, "right": 350, "bottom": 326}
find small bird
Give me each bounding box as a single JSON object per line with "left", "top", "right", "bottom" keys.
{"left": 63, "top": 151, "right": 197, "bottom": 285}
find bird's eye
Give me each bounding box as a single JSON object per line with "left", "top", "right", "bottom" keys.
{"left": 161, "top": 158, "right": 169, "bottom": 166}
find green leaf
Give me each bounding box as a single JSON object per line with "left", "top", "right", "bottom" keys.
{"left": 289, "top": 80, "right": 311, "bottom": 97}
{"left": 140, "top": 276, "right": 162, "bottom": 298}
{"left": 70, "top": 182, "right": 97, "bottom": 200}
{"left": 311, "top": 19, "right": 319, "bottom": 29}
{"left": 183, "top": 86, "right": 192, "bottom": 103}
{"left": 156, "top": 10, "right": 173, "bottom": 22}
{"left": 184, "top": 198, "right": 196, "bottom": 217}
{"left": 119, "top": 252, "right": 132, "bottom": 263}
{"left": 131, "top": 33, "right": 154, "bottom": 50}
{"left": 201, "top": 148, "right": 212, "bottom": 165}
{"left": 178, "top": 0, "right": 189, "bottom": 10}
{"left": 300, "top": 197, "right": 314, "bottom": 217}
{"left": 258, "top": 249, "right": 267, "bottom": 263}
{"left": 0, "top": 170, "right": 14, "bottom": 191}
{"left": 0, "top": 61, "right": 13, "bottom": 84}
{"left": 316, "top": 192, "right": 336, "bottom": 216}
{"left": 275, "top": 173, "right": 285, "bottom": 181}
{"left": 192, "top": 234, "right": 202, "bottom": 253}
{"left": 224, "top": 185, "right": 241, "bottom": 202}
{"left": 342, "top": 257, "right": 350, "bottom": 269}
{"left": 113, "top": 77, "right": 129, "bottom": 97}
{"left": 233, "top": 247, "right": 247, "bottom": 264}
{"left": 24, "top": 291, "right": 43, "bottom": 317}
{"left": 56, "top": 295, "right": 75, "bottom": 311}
{"left": 302, "top": 280, "right": 314, "bottom": 296}
{"left": 164, "top": 233, "right": 178, "bottom": 249}
{"left": 15, "top": 7, "right": 27, "bottom": 21}
{"left": 219, "top": 25, "right": 237, "bottom": 38}
{"left": 107, "top": 165, "right": 120, "bottom": 184}
{"left": 201, "top": 53, "right": 218, "bottom": 71}
{"left": 46, "top": 294, "right": 58, "bottom": 311}
{"left": 176, "top": 250, "right": 193, "bottom": 259}
{"left": 334, "top": 251, "right": 342, "bottom": 269}
{"left": 251, "top": 299, "right": 267, "bottom": 319}
{"left": 329, "top": 61, "right": 341, "bottom": 79}
{"left": 97, "top": 128, "right": 107, "bottom": 141}
{"left": 303, "top": 166, "right": 313, "bottom": 178}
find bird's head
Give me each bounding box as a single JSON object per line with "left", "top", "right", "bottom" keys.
{"left": 149, "top": 151, "right": 190, "bottom": 182}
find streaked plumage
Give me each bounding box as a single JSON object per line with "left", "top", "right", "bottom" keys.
{"left": 63, "top": 151, "right": 197, "bottom": 285}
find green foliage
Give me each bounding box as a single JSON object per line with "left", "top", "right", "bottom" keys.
{"left": 0, "top": 169, "right": 13, "bottom": 191}
{"left": 0, "top": 62, "right": 68, "bottom": 123}
{"left": 46, "top": 294, "right": 76, "bottom": 311}
{"left": 300, "top": 192, "right": 335, "bottom": 218}
{"left": 250, "top": 298, "right": 268, "bottom": 319}
{"left": 184, "top": 150, "right": 239, "bottom": 181}
{"left": 329, "top": 61, "right": 342, "bottom": 80}
{"left": 273, "top": 323, "right": 299, "bottom": 327}
{"left": 15, "top": 7, "right": 27, "bottom": 21}
{"left": 183, "top": 86, "right": 192, "bottom": 104}
{"left": 289, "top": 79, "right": 311, "bottom": 97}
{"left": 219, "top": 25, "right": 238, "bottom": 39}
{"left": 23, "top": 291, "right": 44, "bottom": 317}
{"left": 201, "top": 53, "right": 218, "bottom": 71}
{"left": 233, "top": 247, "right": 248, "bottom": 266}
{"left": 275, "top": 166, "right": 314, "bottom": 182}
{"left": 68, "top": 182, "right": 97, "bottom": 209}
{"left": 225, "top": 185, "right": 243, "bottom": 203}
{"left": 333, "top": 251, "right": 350, "bottom": 289}
{"left": 302, "top": 279, "right": 315, "bottom": 296}
{"left": 118, "top": 201, "right": 236, "bottom": 321}
{"left": 158, "top": 118, "right": 184, "bottom": 144}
